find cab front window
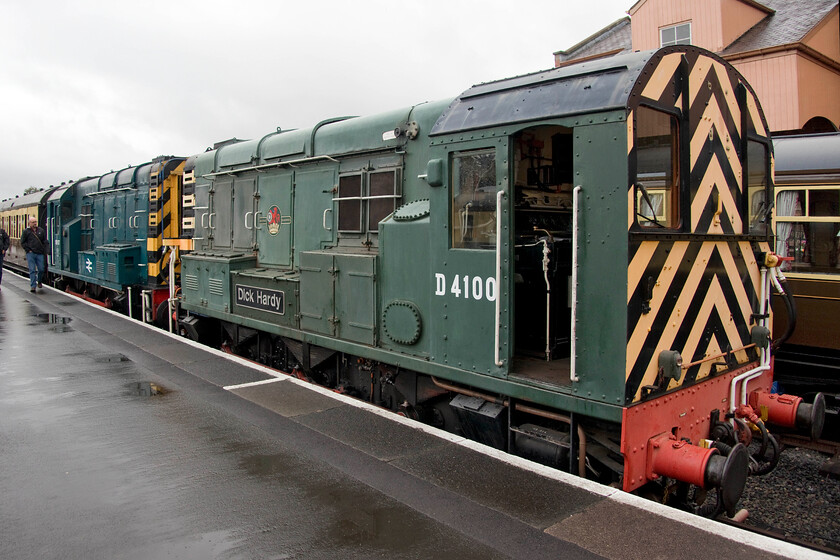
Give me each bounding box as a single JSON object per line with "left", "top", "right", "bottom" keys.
{"left": 634, "top": 106, "right": 680, "bottom": 229}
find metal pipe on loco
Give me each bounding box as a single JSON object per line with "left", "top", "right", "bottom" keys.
{"left": 431, "top": 377, "right": 587, "bottom": 478}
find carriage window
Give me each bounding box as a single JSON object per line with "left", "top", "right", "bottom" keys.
{"left": 776, "top": 187, "right": 840, "bottom": 274}
{"left": 747, "top": 140, "right": 769, "bottom": 233}
{"left": 451, "top": 149, "right": 497, "bottom": 249}
{"left": 635, "top": 106, "right": 680, "bottom": 229}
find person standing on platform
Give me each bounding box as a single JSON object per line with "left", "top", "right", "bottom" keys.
{"left": 21, "top": 216, "right": 47, "bottom": 293}
{"left": 0, "top": 225, "right": 9, "bottom": 292}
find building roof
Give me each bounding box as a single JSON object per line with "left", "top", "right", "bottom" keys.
{"left": 721, "top": 0, "right": 838, "bottom": 55}
{"left": 554, "top": 17, "right": 632, "bottom": 65}
{"left": 556, "top": 0, "right": 837, "bottom": 65}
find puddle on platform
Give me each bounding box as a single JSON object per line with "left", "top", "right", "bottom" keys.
{"left": 129, "top": 381, "right": 168, "bottom": 397}
{"left": 32, "top": 313, "right": 74, "bottom": 332}
{"left": 33, "top": 313, "right": 72, "bottom": 324}
{"left": 93, "top": 354, "right": 129, "bottom": 363}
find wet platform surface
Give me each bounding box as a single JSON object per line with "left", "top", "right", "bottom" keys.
{"left": 0, "top": 272, "right": 826, "bottom": 560}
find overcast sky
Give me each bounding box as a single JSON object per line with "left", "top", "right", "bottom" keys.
{"left": 0, "top": 0, "right": 632, "bottom": 201}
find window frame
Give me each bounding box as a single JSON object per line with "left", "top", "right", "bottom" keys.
{"left": 632, "top": 104, "right": 683, "bottom": 231}
{"left": 450, "top": 148, "right": 499, "bottom": 250}
{"left": 774, "top": 184, "right": 840, "bottom": 276}
{"left": 744, "top": 138, "right": 771, "bottom": 234}
{"left": 660, "top": 22, "right": 692, "bottom": 47}
{"left": 335, "top": 166, "right": 402, "bottom": 236}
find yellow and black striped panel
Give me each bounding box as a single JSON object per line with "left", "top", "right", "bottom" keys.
{"left": 624, "top": 48, "right": 772, "bottom": 404}
{"left": 626, "top": 240, "right": 763, "bottom": 403}
{"left": 147, "top": 158, "right": 186, "bottom": 285}
{"left": 181, "top": 158, "right": 196, "bottom": 238}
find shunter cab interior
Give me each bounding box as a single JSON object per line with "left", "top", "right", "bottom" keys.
{"left": 510, "top": 125, "right": 575, "bottom": 385}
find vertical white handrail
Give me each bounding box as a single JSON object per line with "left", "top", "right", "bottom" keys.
{"left": 494, "top": 190, "right": 505, "bottom": 367}
{"left": 729, "top": 267, "right": 772, "bottom": 423}
{"left": 570, "top": 186, "right": 582, "bottom": 383}
{"left": 168, "top": 247, "right": 177, "bottom": 334}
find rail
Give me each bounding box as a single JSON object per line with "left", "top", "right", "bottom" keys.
{"left": 570, "top": 186, "right": 581, "bottom": 382}
{"left": 495, "top": 189, "right": 504, "bottom": 367}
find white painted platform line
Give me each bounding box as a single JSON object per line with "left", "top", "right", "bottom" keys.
{"left": 224, "top": 377, "right": 286, "bottom": 391}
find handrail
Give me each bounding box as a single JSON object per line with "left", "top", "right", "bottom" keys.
{"left": 570, "top": 186, "right": 582, "bottom": 382}
{"left": 202, "top": 154, "right": 338, "bottom": 178}
{"left": 322, "top": 208, "right": 332, "bottom": 231}
{"left": 494, "top": 189, "right": 505, "bottom": 367}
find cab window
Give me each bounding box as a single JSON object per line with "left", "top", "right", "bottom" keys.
{"left": 451, "top": 149, "right": 497, "bottom": 248}
{"left": 746, "top": 140, "right": 770, "bottom": 233}
{"left": 634, "top": 106, "right": 680, "bottom": 229}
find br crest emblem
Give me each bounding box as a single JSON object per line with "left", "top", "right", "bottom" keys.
{"left": 267, "top": 205, "right": 284, "bottom": 235}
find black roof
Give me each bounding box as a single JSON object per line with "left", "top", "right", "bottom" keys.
{"left": 431, "top": 48, "right": 654, "bottom": 136}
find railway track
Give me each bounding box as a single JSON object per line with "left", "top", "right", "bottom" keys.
{"left": 719, "top": 516, "right": 840, "bottom": 557}
{"left": 738, "top": 439, "right": 840, "bottom": 554}
{"left": 779, "top": 434, "right": 840, "bottom": 479}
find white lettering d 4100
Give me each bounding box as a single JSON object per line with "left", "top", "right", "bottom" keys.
{"left": 434, "top": 273, "right": 496, "bottom": 301}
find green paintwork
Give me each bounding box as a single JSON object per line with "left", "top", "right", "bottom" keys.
{"left": 256, "top": 171, "right": 294, "bottom": 267}
{"left": 299, "top": 251, "right": 336, "bottom": 336}
{"left": 180, "top": 53, "right": 674, "bottom": 424}
{"left": 77, "top": 243, "right": 143, "bottom": 290}
{"left": 568, "top": 117, "right": 629, "bottom": 406}
{"left": 181, "top": 252, "right": 257, "bottom": 314}
{"left": 230, "top": 268, "right": 300, "bottom": 329}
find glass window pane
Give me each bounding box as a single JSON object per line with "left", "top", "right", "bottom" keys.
{"left": 368, "top": 170, "right": 398, "bottom": 231}
{"left": 809, "top": 189, "right": 840, "bottom": 217}
{"left": 747, "top": 140, "right": 769, "bottom": 233}
{"left": 451, "top": 150, "right": 497, "bottom": 249}
{"left": 661, "top": 27, "right": 675, "bottom": 46}
{"left": 635, "top": 106, "right": 680, "bottom": 228}
{"left": 779, "top": 220, "right": 840, "bottom": 273}
{"left": 776, "top": 190, "right": 804, "bottom": 217}
{"left": 338, "top": 174, "right": 362, "bottom": 232}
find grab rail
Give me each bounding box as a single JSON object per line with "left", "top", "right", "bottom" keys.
{"left": 494, "top": 189, "right": 505, "bottom": 367}
{"left": 570, "top": 186, "right": 581, "bottom": 383}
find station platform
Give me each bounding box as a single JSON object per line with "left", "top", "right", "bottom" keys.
{"left": 0, "top": 271, "right": 827, "bottom": 560}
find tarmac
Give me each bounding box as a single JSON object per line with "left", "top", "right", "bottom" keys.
{"left": 0, "top": 270, "right": 830, "bottom": 560}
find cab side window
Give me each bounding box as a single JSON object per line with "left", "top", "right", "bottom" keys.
{"left": 451, "top": 149, "right": 497, "bottom": 248}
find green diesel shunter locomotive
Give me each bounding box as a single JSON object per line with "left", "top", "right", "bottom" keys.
{"left": 177, "top": 46, "right": 824, "bottom": 515}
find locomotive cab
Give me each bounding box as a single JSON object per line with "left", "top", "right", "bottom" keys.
{"left": 510, "top": 126, "right": 576, "bottom": 382}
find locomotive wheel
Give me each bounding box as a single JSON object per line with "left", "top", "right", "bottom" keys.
{"left": 155, "top": 301, "right": 171, "bottom": 329}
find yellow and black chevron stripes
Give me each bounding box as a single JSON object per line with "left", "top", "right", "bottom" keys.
{"left": 628, "top": 49, "right": 768, "bottom": 236}
{"left": 147, "top": 159, "right": 185, "bottom": 285}
{"left": 639, "top": 52, "right": 682, "bottom": 106}
{"left": 625, "top": 240, "right": 761, "bottom": 404}
{"left": 181, "top": 164, "right": 196, "bottom": 234}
